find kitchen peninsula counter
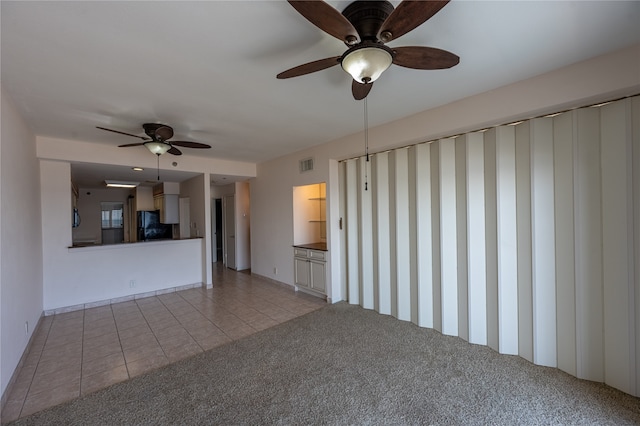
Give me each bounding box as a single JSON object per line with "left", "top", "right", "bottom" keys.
{"left": 69, "top": 237, "right": 203, "bottom": 250}
{"left": 45, "top": 237, "right": 204, "bottom": 312}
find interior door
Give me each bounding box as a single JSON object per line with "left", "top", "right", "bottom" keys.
{"left": 211, "top": 198, "right": 217, "bottom": 262}
{"left": 215, "top": 199, "right": 223, "bottom": 261}
{"left": 223, "top": 194, "right": 236, "bottom": 269}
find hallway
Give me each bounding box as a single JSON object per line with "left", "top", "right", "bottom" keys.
{"left": 2, "top": 265, "right": 325, "bottom": 422}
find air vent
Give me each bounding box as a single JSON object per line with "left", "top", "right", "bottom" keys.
{"left": 299, "top": 157, "right": 314, "bottom": 173}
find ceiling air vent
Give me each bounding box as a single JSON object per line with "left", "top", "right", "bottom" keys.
{"left": 299, "top": 157, "right": 314, "bottom": 173}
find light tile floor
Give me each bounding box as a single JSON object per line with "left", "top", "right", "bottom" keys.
{"left": 2, "top": 265, "right": 325, "bottom": 423}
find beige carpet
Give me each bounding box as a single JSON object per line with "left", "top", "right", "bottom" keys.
{"left": 7, "top": 303, "right": 640, "bottom": 425}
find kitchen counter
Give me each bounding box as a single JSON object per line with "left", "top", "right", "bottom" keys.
{"left": 293, "top": 242, "right": 327, "bottom": 251}
{"left": 69, "top": 237, "right": 202, "bottom": 250}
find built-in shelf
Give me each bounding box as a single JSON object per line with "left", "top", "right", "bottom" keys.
{"left": 293, "top": 182, "right": 327, "bottom": 246}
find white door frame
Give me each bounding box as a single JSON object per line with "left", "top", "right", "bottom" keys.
{"left": 211, "top": 198, "right": 217, "bottom": 263}
{"left": 223, "top": 194, "right": 236, "bottom": 269}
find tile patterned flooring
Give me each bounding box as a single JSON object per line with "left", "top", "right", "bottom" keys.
{"left": 2, "top": 265, "right": 325, "bottom": 423}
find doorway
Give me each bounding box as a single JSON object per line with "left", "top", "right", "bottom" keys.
{"left": 211, "top": 198, "right": 223, "bottom": 262}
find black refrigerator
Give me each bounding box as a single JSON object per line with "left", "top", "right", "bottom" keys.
{"left": 137, "top": 210, "right": 173, "bottom": 241}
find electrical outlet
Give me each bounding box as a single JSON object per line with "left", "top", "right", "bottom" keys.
{"left": 129, "top": 280, "right": 136, "bottom": 288}
{"left": 274, "top": 267, "right": 278, "bottom": 275}
{"left": 25, "top": 321, "right": 29, "bottom": 335}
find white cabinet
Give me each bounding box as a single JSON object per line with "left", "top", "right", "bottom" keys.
{"left": 154, "top": 194, "right": 179, "bottom": 224}
{"left": 152, "top": 182, "right": 180, "bottom": 224}
{"left": 294, "top": 247, "right": 326, "bottom": 297}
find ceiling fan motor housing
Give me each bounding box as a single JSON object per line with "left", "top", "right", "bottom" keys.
{"left": 342, "top": 1, "right": 394, "bottom": 43}
{"left": 143, "top": 123, "right": 174, "bottom": 141}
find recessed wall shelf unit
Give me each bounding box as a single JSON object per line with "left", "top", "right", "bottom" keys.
{"left": 293, "top": 182, "right": 327, "bottom": 298}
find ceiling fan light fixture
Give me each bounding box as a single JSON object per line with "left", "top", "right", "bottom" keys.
{"left": 341, "top": 45, "right": 393, "bottom": 84}
{"left": 144, "top": 141, "right": 171, "bottom": 155}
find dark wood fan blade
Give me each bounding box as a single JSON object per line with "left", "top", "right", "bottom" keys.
{"left": 277, "top": 56, "right": 341, "bottom": 79}
{"left": 96, "top": 126, "right": 148, "bottom": 140}
{"left": 171, "top": 141, "right": 211, "bottom": 149}
{"left": 378, "top": 0, "right": 449, "bottom": 43}
{"left": 168, "top": 147, "right": 182, "bottom": 155}
{"left": 392, "top": 46, "right": 459, "bottom": 70}
{"left": 118, "top": 142, "right": 146, "bottom": 148}
{"left": 288, "top": 1, "right": 359, "bottom": 44}
{"left": 352, "top": 80, "right": 373, "bottom": 100}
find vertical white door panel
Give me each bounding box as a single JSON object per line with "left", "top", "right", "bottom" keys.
{"left": 358, "top": 157, "right": 374, "bottom": 310}
{"left": 554, "top": 112, "right": 577, "bottom": 375}
{"left": 484, "top": 130, "right": 499, "bottom": 352}
{"left": 601, "top": 99, "right": 635, "bottom": 395}
{"left": 515, "top": 122, "right": 533, "bottom": 363}
{"left": 415, "top": 143, "right": 434, "bottom": 328}
{"left": 394, "top": 149, "right": 412, "bottom": 322}
{"left": 408, "top": 147, "right": 419, "bottom": 324}
{"left": 431, "top": 143, "right": 443, "bottom": 333}
{"left": 573, "top": 107, "right": 604, "bottom": 382}
{"left": 439, "top": 138, "right": 458, "bottom": 336}
{"left": 495, "top": 126, "right": 519, "bottom": 355}
{"left": 374, "top": 153, "right": 392, "bottom": 315}
{"left": 531, "top": 118, "right": 557, "bottom": 367}
{"left": 466, "top": 133, "right": 487, "bottom": 346}
{"left": 345, "top": 160, "right": 360, "bottom": 305}
{"left": 455, "top": 136, "right": 469, "bottom": 342}
{"left": 631, "top": 96, "right": 640, "bottom": 395}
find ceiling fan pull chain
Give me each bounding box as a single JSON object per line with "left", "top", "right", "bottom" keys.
{"left": 157, "top": 153, "right": 160, "bottom": 181}
{"left": 364, "top": 96, "right": 369, "bottom": 191}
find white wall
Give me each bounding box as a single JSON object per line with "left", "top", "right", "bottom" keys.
{"left": 234, "top": 181, "right": 251, "bottom": 271}
{"left": 181, "top": 175, "right": 206, "bottom": 238}
{"left": 211, "top": 183, "right": 235, "bottom": 199}
{"left": 1, "top": 88, "right": 44, "bottom": 397}
{"left": 38, "top": 136, "right": 256, "bottom": 180}
{"left": 180, "top": 174, "right": 212, "bottom": 285}
{"left": 251, "top": 155, "right": 330, "bottom": 290}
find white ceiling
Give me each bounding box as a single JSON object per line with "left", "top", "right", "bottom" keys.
{"left": 2, "top": 1, "right": 640, "bottom": 185}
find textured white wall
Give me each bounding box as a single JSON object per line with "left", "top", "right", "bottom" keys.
{"left": 180, "top": 174, "right": 211, "bottom": 284}
{"left": 1, "top": 88, "right": 44, "bottom": 397}
{"left": 234, "top": 181, "right": 251, "bottom": 271}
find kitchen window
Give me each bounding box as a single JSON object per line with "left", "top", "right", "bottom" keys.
{"left": 101, "top": 202, "right": 124, "bottom": 229}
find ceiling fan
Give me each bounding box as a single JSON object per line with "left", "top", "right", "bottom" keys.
{"left": 96, "top": 123, "right": 211, "bottom": 156}
{"left": 277, "top": 0, "right": 459, "bottom": 100}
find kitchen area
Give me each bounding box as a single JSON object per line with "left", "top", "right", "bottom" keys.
{"left": 71, "top": 181, "right": 193, "bottom": 247}
{"left": 39, "top": 160, "right": 208, "bottom": 313}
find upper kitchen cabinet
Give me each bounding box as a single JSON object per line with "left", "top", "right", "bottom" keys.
{"left": 153, "top": 182, "right": 180, "bottom": 224}
{"left": 133, "top": 186, "right": 154, "bottom": 211}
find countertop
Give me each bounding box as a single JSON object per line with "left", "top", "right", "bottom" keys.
{"left": 69, "top": 237, "right": 202, "bottom": 249}
{"left": 293, "top": 242, "right": 328, "bottom": 251}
